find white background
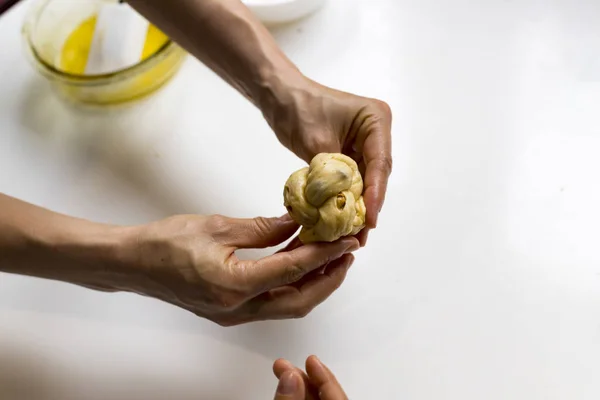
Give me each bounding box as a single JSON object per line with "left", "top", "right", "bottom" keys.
{"left": 1, "top": 0, "right": 600, "bottom": 399}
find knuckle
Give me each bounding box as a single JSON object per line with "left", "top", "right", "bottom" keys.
{"left": 374, "top": 156, "right": 393, "bottom": 175}
{"left": 374, "top": 99, "right": 392, "bottom": 118}
{"left": 206, "top": 214, "right": 230, "bottom": 233}
{"left": 383, "top": 156, "right": 393, "bottom": 174}
{"left": 252, "top": 216, "right": 273, "bottom": 238}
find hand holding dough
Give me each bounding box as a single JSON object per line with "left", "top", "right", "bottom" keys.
{"left": 284, "top": 153, "right": 366, "bottom": 243}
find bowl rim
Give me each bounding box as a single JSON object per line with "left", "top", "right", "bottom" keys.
{"left": 22, "top": 0, "right": 178, "bottom": 85}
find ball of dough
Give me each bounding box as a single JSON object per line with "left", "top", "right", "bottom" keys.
{"left": 284, "top": 153, "right": 366, "bottom": 243}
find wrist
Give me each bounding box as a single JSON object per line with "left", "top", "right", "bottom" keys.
{"left": 254, "top": 61, "right": 302, "bottom": 108}
{"left": 258, "top": 67, "right": 314, "bottom": 130}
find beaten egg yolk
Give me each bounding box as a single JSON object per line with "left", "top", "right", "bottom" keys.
{"left": 60, "top": 15, "right": 169, "bottom": 75}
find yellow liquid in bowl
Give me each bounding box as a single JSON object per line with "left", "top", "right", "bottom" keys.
{"left": 52, "top": 15, "right": 185, "bottom": 105}
{"left": 60, "top": 15, "right": 169, "bottom": 74}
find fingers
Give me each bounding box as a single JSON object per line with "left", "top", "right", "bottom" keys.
{"left": 359, "top": 103, "right": 392, "bottom": 229}
{"left": 222, "top": 214, "right": 299, "bottom": 248}
{"left": 273, "top": 356, "right": 349, "bottom": 400}
{"left": 245, "top": 238, "right": 359, "bottom": 295}
{"left": 249, "top": 254, "right": 355, "bottom": 320}
{"left": 306, "top": 356, "right": 348, "bottom": 400}
{"left": 363, "top": 154, "right": 392, "bottom": 229}
{"left": 274, "top": 370, "right": 306, "bottom": 400}
{"left": 273, "top": 359, "right": 319, "bottom": 400}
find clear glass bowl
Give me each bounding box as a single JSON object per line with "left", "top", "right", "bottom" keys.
{"left": 22, "top": 0, "right": 187, "bottom": 106}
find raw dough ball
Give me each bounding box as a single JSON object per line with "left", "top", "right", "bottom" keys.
{"left": 284, "top": 153, "right": 366, "bottom": 243}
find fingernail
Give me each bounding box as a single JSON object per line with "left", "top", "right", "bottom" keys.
{"left": 277, "top": 371, "right": 299, "bottom": 395}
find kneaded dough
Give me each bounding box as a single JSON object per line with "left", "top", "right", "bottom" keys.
{"left": 284, "top": 153, "right": 366, "bottom": 243}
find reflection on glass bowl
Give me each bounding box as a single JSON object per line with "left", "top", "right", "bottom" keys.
{"left": 22, "top": 0, "right": 187, "bottom": 106}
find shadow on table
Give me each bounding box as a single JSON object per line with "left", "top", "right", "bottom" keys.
{"left": 17, "top": 74, "right": 207, "bottom": 219}
{"left": 0, "top": 342, "right": 240, "bottom": 400}
{"left": 0, "top": 344, "right": 58, "bottom": 400}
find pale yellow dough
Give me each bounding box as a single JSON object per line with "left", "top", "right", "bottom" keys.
{"left": 284, "top": 153, "right": 367, "bottom": 243}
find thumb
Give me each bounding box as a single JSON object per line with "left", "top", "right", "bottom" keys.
{"left": 273, "top": 370, "right": 305, "bottom": 400}
{"left": 225, "top": 214, "right": 299, "bottom": 249}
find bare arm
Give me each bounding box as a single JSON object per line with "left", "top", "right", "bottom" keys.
{"left": 127, "top": 0, "right": 303, "bottom": 111}
{"left": 0, "top": 194, "right": 133, "bottom": 290}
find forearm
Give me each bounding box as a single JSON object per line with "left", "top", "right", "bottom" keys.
{"left": 0, "top": 194, "right": 134, "bottom": 291}
{"left": 127, "top": 0, "right": 306, "bottom": 111}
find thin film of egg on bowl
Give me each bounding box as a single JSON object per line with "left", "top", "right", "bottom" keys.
{"left": 22, "top": 0, "right": 187, "bottom": 106}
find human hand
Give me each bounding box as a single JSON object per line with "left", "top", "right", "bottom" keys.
{"left": 264, "top": 78, "right": 392, "bottom": 245}
{"left": 122, "top": 214, "right": 358, "bottom": 326}
{"left": 272, "top": 356, "right": 348, "bottom": 400}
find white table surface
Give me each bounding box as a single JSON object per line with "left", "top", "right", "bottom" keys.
{"left": 2, "top": 0, "right": 600, "bottom": 399}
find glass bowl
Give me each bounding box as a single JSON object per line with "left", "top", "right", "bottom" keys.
{"left": 243, "top": 0, "right": 327, "bottom": 25}
{"left": 22, "top": 0, "right": 187, "bottom": 106}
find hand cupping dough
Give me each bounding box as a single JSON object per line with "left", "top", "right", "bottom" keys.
{"left": 284, "top": 153, "right": 366, "bottom": 243}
